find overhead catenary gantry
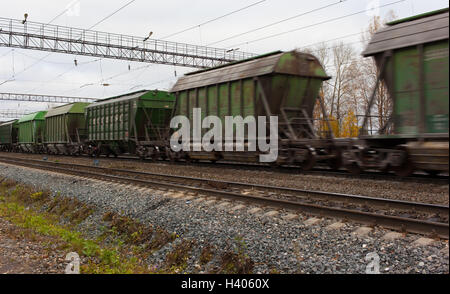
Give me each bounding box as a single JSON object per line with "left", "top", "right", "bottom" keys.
{"left": 0, "top": 109, "right": 34, "bottom": 120}
{"left": 0, "top": 92, "right": 98, "bottom": 103}
{"left": 0, "top": 17, "right": 257, "bottom": 69}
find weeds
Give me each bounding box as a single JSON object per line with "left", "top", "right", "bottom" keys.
{"left": 199, "top": 244, "right": 215, "bottom": 265}
{"left": 0, "top": 181, "right": 151, "bottom": 274}
{"left": 215, "top": 236, "right": 254, "bottom": 274}
{"left": 103, "top": 212, "right": 154, "bottom": 245}
{"left": 165, "top": 239, "right": 196, "bottom": 270}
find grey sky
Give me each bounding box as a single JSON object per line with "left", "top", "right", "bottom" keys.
{"left": 0, "top": 0, "right": 448, "bottom": 115}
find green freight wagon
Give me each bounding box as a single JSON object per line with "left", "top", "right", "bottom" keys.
{"left": 345, "top": 8, "right": 449, "bottom": 176}
{"left": 0, "top": 120, "right": 19, "bottom": 151}
{"left": 17, "top": 111, "right": 47, "bottom": 153}
{"left": 85, "top": 90, "right": 175, "bottom": 158}
{"left": 44, "top": 102, "right": 90, "bottom": 155}
{"left": 171, "top": 50, "right": 338, "bottom": 168}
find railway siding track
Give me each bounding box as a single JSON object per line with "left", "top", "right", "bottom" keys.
{"left": 0, "top": 155, "right": 448, "bottom": 239}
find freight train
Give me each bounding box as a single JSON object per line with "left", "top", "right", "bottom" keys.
{"left": 0, "top": 8, "right": 448, "bottom": 176}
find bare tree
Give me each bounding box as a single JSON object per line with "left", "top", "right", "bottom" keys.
{"left": 301, "top": 11, "right": 396, "bottom": 138}
{"left": 358, "top": 12, "right": 397, "bottom": 134}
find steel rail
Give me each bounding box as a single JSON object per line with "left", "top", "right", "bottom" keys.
{"left": 0, "top": 155, "right": 447, "bottom": 215}
{"left": 0, "top": 156, "right": 448, "bottom": 239}
{"left": 0, "top": 152, "right": 447, "bottom": 185}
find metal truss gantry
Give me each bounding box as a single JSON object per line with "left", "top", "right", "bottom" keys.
{"left": 0, "top": 17, "right": 256, "bottom": 68}
{"left": 0, "top": 92, "right": 98, "bottom": 103}
{"left": 0, "top": 109, "right": 34, "bottom": 120}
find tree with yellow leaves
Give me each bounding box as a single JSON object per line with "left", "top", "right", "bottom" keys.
{"left": 340, "top": 110, "right": 359, "bottom": 138}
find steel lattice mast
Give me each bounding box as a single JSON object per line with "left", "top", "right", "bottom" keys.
{"left": 0, "top": 17, "right": 256, "bottom": 69}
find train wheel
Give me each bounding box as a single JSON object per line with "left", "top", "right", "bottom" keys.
{"left": 328, "top": 150, "right": 342, "bottom": 170}
{"left": 300, "top": 151, "right": 316, "bottom": 171}
{"left": 393, "top": 160, "right": 414, "bottom": 177}
{"left": 345, "top": 163, "right": 362, "bottom": 176}
{"left": 425, "top": 170, "right": 440, "bottom": 177}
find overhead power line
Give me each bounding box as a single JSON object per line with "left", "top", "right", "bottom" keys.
{"left": 0, "top": 3, "right": 76, "bottom": 83}
{"left": 227, "top": 0, "right": 405, "bottom": 48}
{"left": 0, "top": 0, "right": 139, "bottom": 89}
{"left": 161, "top": 0, "right": 267, "bottom": 40}
{"left": 87, "top": 0, "right": 137, "bottom": 30}
{"left": 297, "top": 30, "right": 370, "bottom": 50}
{"left": 46, "top": 1, "right": 78, "bottom": 24}
{"left": 207, "top": 0, "right": 347, "bottom": 46}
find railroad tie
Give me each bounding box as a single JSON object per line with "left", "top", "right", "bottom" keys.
{"left": 171, "top": 193, "right": 185, "bottom": 199}
{"left": 281, "top": 213, "right": 299, "bottom": 221}
{"left": 382, "top": 231, "right": 404, "bottom": 241}
{"left": 352, "top": 226, "right": 373, "bottom": 237}
{"left": 248, "top": 207, "right": 262, "bottom": 214}
{"left": 326, "top": 222, "right": 346, "bottom": 230}
{"left": 204, "top": 199, "right": 218, "bottom": 206}
{"left": 216, "top": 202, "right": 232, "bottom": 209}
{"left": 303, "top": 217, "right": 322, "bottom": 226}
{"left": 412, "top": 237, "right": 435, "bottom": 246}
{"left": 193, "top": 197, "right": 207, "bottom": 203}
{"left": 263, "top": 210, "right": 279, "bottom": 218}
{"left": 229, "top": 204, "right": 246, "bottom": 212}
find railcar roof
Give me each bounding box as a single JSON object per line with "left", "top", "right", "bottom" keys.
{"left": 18, "top": 111, "right": 47, "bottom": 123}
{"left": 171, "top": 50, "right": 330, "bottom": 92}
{"left": 45, "top": 102, "right": 90, "bottom": 118}
{"left": 85, "top": 90, "right": 150, "bottom": 108}
{"left": 363, "top": 8, "right": 449, "bottom": 57}
{"left": 0, "top": 119, "right": 18, "bottom": 126}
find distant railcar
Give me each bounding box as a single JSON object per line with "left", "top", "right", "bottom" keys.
{"left": 44, "top": 102, "right": 90, "bottom": 155}
{"left": 171, "top": 50, "right": 338, "bottom": 168}
{"left": 344, "top": 8, "right": 449, "bottom": 176}
{"left": 17, "top": 111, "right": 47, "bottom": 153}
{"left": 85, "top": 90, "right": 175, "bottom": 158}
{"left": 0, "top": 120, "right": 19, "bottom": 152}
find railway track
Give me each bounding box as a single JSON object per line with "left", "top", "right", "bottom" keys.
{"left": 0, "top": 155, "right": 448, "bottom": 239}
{"left": 1, "top": 151, "right": 447, "bottom": 185}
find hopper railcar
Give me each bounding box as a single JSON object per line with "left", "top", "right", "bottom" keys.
{"left": 170, "top": 50, "right": 340, "bottom": 169}
{"left": 84, "top": 90, "right": 175, "bottom": 159}
{"left": 0, "top": 120, "right": 19, "bottom": 152}
{"left": 17, "top": 111, "right": 47, "bottom": 153}
{"left": 343, "top": 8, "right": 449, "bottom": 176}
{"left": 44, "top": 102, "right": 91, "bottom": 155}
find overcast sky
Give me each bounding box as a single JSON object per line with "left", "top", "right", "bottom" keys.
{"left": 0, "top": 0, "right": 448, "bottom": 116}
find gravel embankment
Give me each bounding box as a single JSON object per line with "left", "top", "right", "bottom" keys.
{"left": 0, "top": 152, "right": 448, "bottom": 205}
{"left": 0, "top": 162, "right": 448, "bottom": 274}
{"left": 0, "top": 217, "right": 67, "bottom": 274}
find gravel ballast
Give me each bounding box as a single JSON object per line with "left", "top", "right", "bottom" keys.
{"left": 0, "top": 162, "right": 448, "bottom": 274}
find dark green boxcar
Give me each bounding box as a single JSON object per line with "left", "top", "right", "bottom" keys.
{"left": 352, "top": 8, "right": 449, "bottom": 175}
{"left": 17, "top": 111, "right": 47, "bottom": 153}
{"left": 171, "top": 50, "right": 335, "bottom": 166}
{"left": 44, "top": 102, "right": 90, "bottom": 155}
{"left": 85, "top": 90, "right": 175, "bottom": 157}
{"left": 0, "top": 120, "right": 19, "bottom": 151}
